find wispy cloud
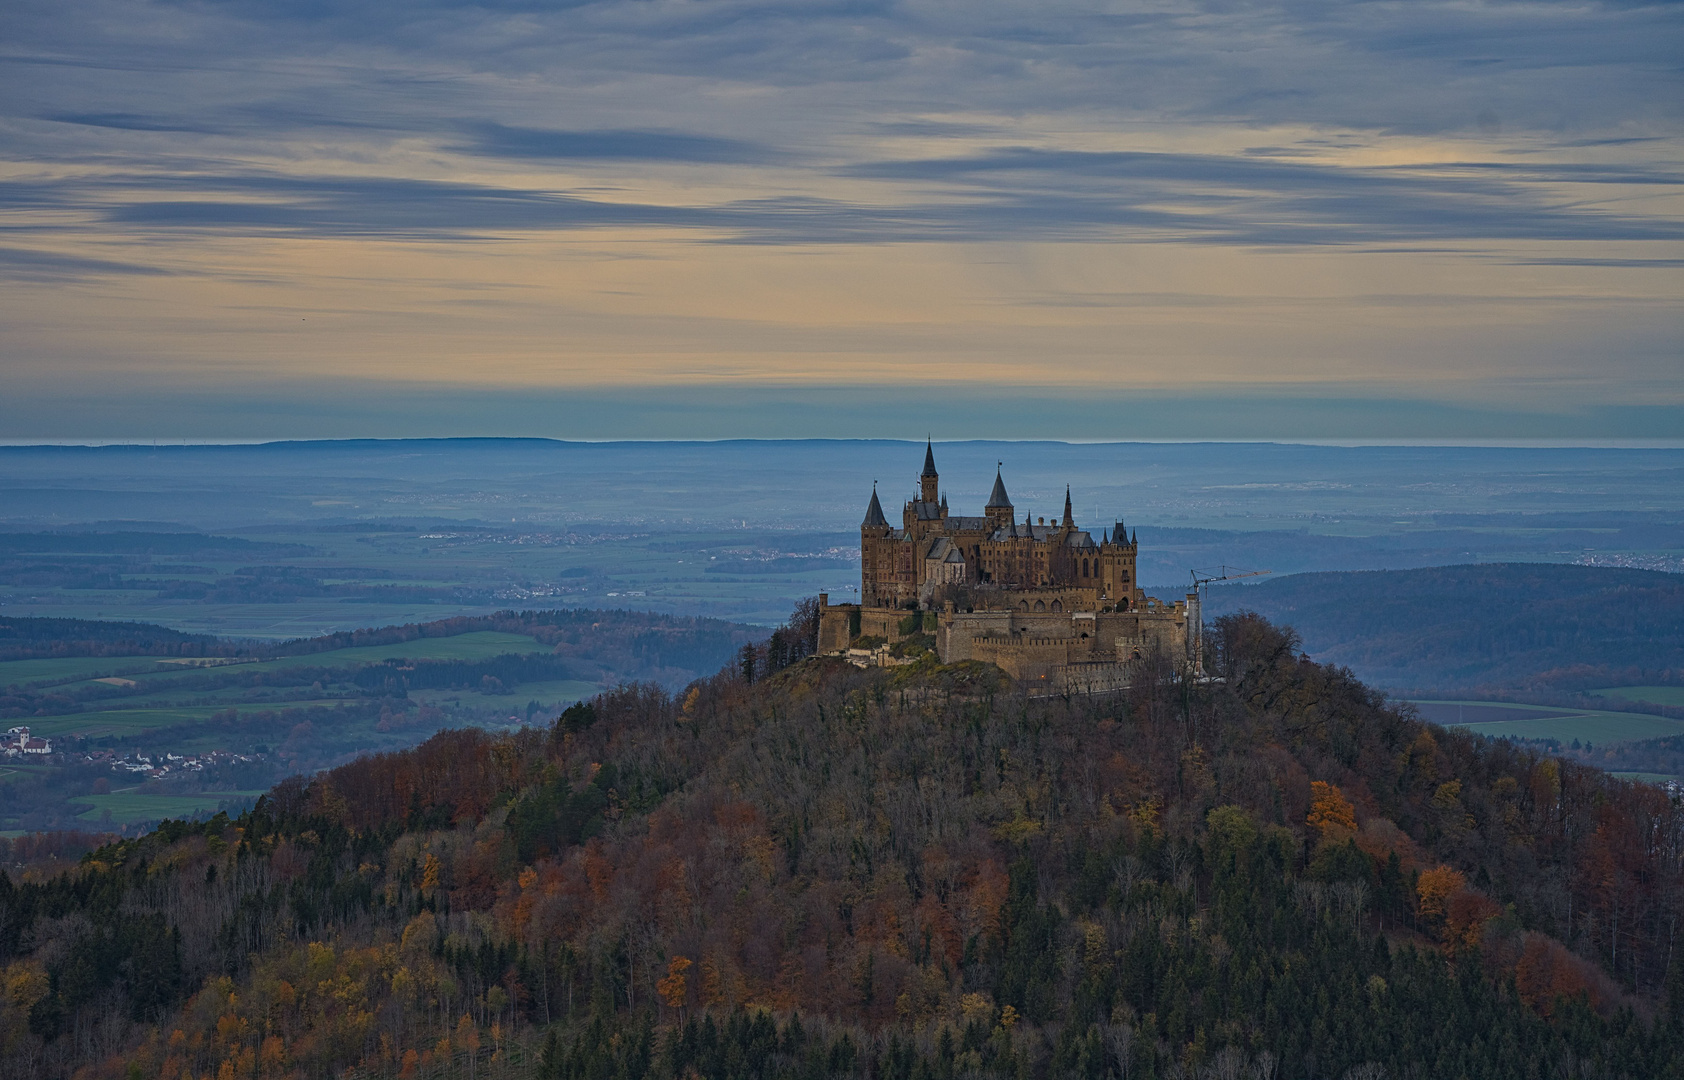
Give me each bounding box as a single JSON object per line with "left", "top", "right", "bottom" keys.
{"left": 455, "top": 123, "right": 781, "bottom": 164}
{"left": 0, "top": 0, "right": 1679, "bottom": 436}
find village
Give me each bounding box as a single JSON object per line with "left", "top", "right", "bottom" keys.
{"left": 4, "top": 725, "right": 259, "bottom": 780}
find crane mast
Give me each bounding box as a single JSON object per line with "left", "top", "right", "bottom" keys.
{"left": 1186, "top": 565, "right": 1271, "bottom": 670}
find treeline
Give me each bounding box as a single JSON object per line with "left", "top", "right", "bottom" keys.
{"left": 0, "top": 532, "right": 305, "bottom": 557}
{"left": 275, "top": 609, "right": 761, "bottom": 689}
{"left": 0, "top": 617, "right": 226, "bottom": 661}
{"left": 352, "top": 653, "right": 585, "bottom": 694}
{"left": 1525, "top": 733, "right": 1684, "bottom": 780}
{"left": 1202, "top": 562, "right": 1684, "bottom": 695}
{"left": 1, "top": 611, "right": 1682, "bottom": 1078}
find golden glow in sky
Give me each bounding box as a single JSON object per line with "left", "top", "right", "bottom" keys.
{"left": 1, "top": 0, "right": 1679, "bottom": 439}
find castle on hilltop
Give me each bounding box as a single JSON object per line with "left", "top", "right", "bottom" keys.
{"left": 817, "top": 442, "right": 1200, "bottom": 690}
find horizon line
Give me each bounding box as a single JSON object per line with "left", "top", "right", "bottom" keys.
{"left": 3, "top": 437, "right": 1683, "bottom": 450}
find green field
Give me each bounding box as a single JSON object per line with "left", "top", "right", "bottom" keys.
{"left": 0, "top": 630, "right": 547, "bottom": 690}
{"left": 253, "top": 630, "right": 545, "bottom": 668}
{"left": 1593, "top": 686, "right": 1684, "bottom": 709}
{"left": 1413, "top": 699, "right": 1684, "bottom": 745}
{"left": 72, "top": 789, "right": 268, "bottom": 827}
{"left": 1610, "top": 771, "right": 1681, "bottom": 785}
{"left": 0, "top": 656, "right": 177, "bottom": 687}
{"left": 412, "top": 678, "right": 598, "bottom": 713}
{"left": 25, "top": 700, "right": 360, "bottom": 740}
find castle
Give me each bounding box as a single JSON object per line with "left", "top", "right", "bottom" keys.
{"left": 817, "top": 442, "right": 1200, "bottom": 690}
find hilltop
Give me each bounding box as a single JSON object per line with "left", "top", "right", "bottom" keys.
{"left": 1, "top": 613, "right": 1680, "bottom": 1079}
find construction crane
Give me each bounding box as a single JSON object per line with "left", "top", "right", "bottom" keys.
{"left": 1189, "top": 564, "right": 1271, "bottom": 596}
{"left": 1185, "top": 566, "right": 1270, "bottom": 675}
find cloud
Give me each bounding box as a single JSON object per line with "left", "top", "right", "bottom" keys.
{"left": 0, "top": 246, "right": 171, "bottom": 282}
{"left": 43, "top": 112, "right": 221, "bottom": 134}
{"left": 454, "top": 122, "right": 779, "bottom": 164}
{"left": 5, "top": 152, "right": 1664, "bottom": 248}
{"left": 0, "top": 0, "right": 1679, "bottom": 436}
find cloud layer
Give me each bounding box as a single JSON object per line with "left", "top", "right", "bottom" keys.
{"left": 0, "top": 0, "right": 1679, "bottom": 437}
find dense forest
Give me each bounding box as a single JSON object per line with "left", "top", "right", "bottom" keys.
{"left": 0, "top": 616, "right": 225, "bottom": 661}
{"left": 1, "top": 610, "right": 1681, "bottom": 1079}
{"left": 1200, "top": 563, "right": 1684, "bottom": 698}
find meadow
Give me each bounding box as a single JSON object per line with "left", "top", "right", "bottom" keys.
{"left": 1, "top": 630, "right": 548, "bottom": 691}
{"left": 1413, "top": 699, "right": 1684, "bottom": 745}
{"left": 0, "top": 656, "right": 181, "bottom": 686}
{"left": 71, "top": 788, "right": 268, "bottom": 827}
{"left": 1593, "top": 685, "right": 1684, "bottom": 708}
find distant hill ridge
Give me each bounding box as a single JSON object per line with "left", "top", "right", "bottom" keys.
{"left": 1202, "top": 562, "right": 1684, "bottom": 694}
{"left": 0, "top": 616, "right": 222, "bottom": 660}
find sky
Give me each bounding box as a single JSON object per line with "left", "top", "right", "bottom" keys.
{"left": 1, "top": 0, "right": 1680, "bottom": 441}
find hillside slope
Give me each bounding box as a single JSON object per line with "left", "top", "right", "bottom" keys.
{"left": 1200, "top": 563, "right": 1684, "bottom": 693}
{"left": 1, "top": 617, "right": 1681, "bottom": 1079}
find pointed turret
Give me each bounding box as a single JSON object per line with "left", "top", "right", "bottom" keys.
{"left": 862, "top": 485, "right": 888, "bottom": 530}
{"left": 984, "top": 463, "right": 1015, "bottom": 529}
{"left": 986, "top": 467, "right": 1012, "bottom": 509}
{"left": 1062, "top": 486, "right": 1073, "bottom": 528}
{"left": 919, "top": 439, "right": 940, "bottom": 503}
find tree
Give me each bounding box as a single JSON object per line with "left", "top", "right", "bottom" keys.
{"left": 1307, "top": 781, "right": 1356, "bottom": 842}
{"left": 656, "top": 956, "right": 692, "bottom": 1016}
{"left": 1417, "top": 865, "right": 1465, "bottom": 923}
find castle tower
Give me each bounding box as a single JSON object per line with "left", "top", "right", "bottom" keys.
{"left": 861, "top": 484, "right": 894, "bottom": 607}
{"left": 985, "top": 466, "right": 1013, "bottom": 529}
{"left": 862, "top": 484, "right": 889, "bottom": 535}
{"left": 920, "top": 439, "right": 939, "bottom": 504}
{"left": 1062, "top": 486, "right": 1074, "bottom": 529}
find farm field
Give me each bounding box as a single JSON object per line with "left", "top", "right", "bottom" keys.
{"left": 72, "top": 789, "right": 268, "bottom": 827}
{"left": 1412, "top": 699, "right": 1684, "bottom": 745}
{"left": 1610, "top": 771, "right": 1681, "bottom": 785}
{"left": 24, "top": 700, "right": 360, "bottom": 740}
{"left": 1593, "top": 686, "right": 1684, "bottom": 708}
{"left": 411, "top": 678, "right": 598, "bottom": 715}
{"left": 0, "top": 656, "right": 181, "bottom": 686}
{"left": 0, "top": 630, "right": 549, "bottom": 690}
{"left": 255, "top": 630, "right": 545, "bottom": 668}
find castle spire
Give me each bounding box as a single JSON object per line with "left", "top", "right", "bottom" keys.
{"left": 862, "top": 483, "right": 887, "bottom": 529}
{"left": 986, "top": 465, "right": 1012, "bottom": 509}
{"left": 1062, "top": 486, "right": 1073, "bottom": 528}
{"left": 919, "top": 438, "right": 939, "bottom": 503}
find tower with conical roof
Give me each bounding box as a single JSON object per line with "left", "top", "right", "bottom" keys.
{"left": 920, "top": 438, "right": 940, "bottom": 504}
{"left": 984, "top": 465, "right": 1014, "bottom": 530}
{"left": 862, "top": 483, "right": 889, "bottom": 534}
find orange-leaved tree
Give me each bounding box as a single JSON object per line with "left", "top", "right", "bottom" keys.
{"left": 657, "top": 955, "right": 693, "bottom": 1014}
{"left": 1307, "top": 781, "right": 1356, "bottom": 842}
{"left": 1416, "top": 865, "right": 1465, "bottom": 923}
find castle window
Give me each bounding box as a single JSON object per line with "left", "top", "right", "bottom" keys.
{"left": 1051, "top": 600, "right": 1063, "bottom": 612}
{"left": 1034, "top": 600, "right": 1045, "bottom": 612}
{"left": 1081, "top": 559, "right": 1089, "bottom": 577}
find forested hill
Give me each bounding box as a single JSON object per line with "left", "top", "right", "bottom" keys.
{"left": 1199, "top": 562, "right": 1684, "bottom": 694}
{"left": 3, "top": 616, "right": 1683, "bottom": 1080}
